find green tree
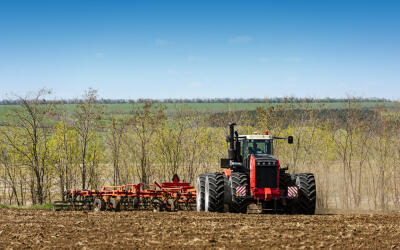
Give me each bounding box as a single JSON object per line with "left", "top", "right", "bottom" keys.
{"left": 48, "top": 120, "right": 79, "bottom": 200}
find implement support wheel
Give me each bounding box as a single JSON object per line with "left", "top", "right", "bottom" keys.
{"left": 93, "top": 198, "right": 105, "bottom": 212}
{"left": 110, "top": 198, "right": 121, "bottom": 212}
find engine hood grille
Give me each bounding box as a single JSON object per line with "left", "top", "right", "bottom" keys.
{"left": 254, "top": 154, "right": 278, "bottom": 188}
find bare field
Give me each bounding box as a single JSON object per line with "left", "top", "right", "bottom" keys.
{"left": 0, "top": 209, "right": 399, "bottom": 249}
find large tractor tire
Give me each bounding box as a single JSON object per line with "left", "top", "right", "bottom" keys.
{"left": 204, "top": 173, "right": 225, "bottom": 212}
{"left": 295, "top": 173, "right": 316, "bottom": 214}
{"left": 229, "top": 172, "right": 248, "bottom": 213}
{"left": 196, "top": 174, "right": 208, "bottom": 211}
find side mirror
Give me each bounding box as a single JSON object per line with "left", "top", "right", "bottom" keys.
{"left": 288, "top": 136, "right": 294, "bottom": 144}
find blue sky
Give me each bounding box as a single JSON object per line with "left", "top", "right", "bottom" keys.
{"left": 0, "top": 0, "right": 399, "bottom": 99}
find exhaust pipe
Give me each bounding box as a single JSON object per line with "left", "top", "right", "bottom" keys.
{"left": 228, "top": 123, "right": 236, "bottom": 160}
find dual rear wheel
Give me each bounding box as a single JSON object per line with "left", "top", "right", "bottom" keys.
{"left": 196, "top": 173, "right": 225, "bottom": 212}
{"left": 196, "top": 172, "right": 248, "bottom": 213}
{"left": 279, "top": 173, "right": 316, "bottom": 214}
{"left": 293, "top": 173, "right": 316, "bottom": 214}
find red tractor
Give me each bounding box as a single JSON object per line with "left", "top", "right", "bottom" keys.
{"left": 196, "top": 123, "right": 316, "bottom": 214}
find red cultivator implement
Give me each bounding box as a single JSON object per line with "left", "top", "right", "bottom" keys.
{"left": 53, "top": 175, "right": 196, "bottom": 212}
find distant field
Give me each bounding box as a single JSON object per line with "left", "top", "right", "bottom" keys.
{"left": 0, "top": 102, "right": 396, "bottom": 119}
{"left": 99, "top": 101, "right": 396, "bottom": 114}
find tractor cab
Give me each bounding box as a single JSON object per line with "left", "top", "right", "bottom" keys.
{"left": 221, "top": 123, "right": 292, "bottom": 171}
{"left": 238, "top": 135, "right": 274, "bottom": 169}
{"left": 240, "top": 135, "right": 273, "bottom": 158}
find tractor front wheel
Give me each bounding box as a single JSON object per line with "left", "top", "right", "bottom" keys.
{"left": 204, "top": 173, "right": 224, "bottom": 212}
{"left": 295, "top": 173, "right": 316, "bottom": 215}
{"left": 229, "top": 172, "right": 248, "bottom": 213}
{"left": 196, "top": 174, "right": 207, "bottom": 211}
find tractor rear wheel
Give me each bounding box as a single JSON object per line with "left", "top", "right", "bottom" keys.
{"left": 229, "top": 172, "right": 248, "bottom": 213}
{"left": 93, "top": 198, "right": 105, "bottom": 212}
{"left": 295, "top": 173, "right": 316, "bottom": 214}
{"left": 204, "top": 173, "right": 224, "bottom": 212}
{"left": 196, "top": 174, "right": 207, "bottom": 211}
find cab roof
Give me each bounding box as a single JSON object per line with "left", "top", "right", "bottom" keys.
{"left": 239, "top": 134, "right": 274, "bottom": 140}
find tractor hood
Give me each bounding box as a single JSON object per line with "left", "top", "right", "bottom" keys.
{"left": 252, "top": 154, "right": 278, "bottom": 165}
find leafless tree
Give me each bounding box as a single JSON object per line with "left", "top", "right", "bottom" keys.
{"left": 127, "top": 102, "right": 165, "bottom": 184}
{"left": 108, "top": 116, "right": 126, "bottom": 185}
{"left": 74, "top": 88, "right": 103, "bottom": 189}
{"left": 1, "top": 89, "right": 54, "bottom": 204}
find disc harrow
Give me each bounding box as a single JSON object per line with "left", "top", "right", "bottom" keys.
{"left": 53, "top": 176, "right": 196, "bottom": 212}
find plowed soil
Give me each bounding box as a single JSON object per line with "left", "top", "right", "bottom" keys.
{"left": 0, "top": 209, "right": 399, "bottom": 249}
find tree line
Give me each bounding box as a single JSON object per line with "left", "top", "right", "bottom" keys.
{"left": 0, "top": 97, "right": 391, "bottom": 105}
{"left": 0, "top": 89, "right": 399, "bottom": 211}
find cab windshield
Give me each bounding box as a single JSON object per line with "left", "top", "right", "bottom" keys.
{"left": 243, "top": 139, "right": 272, "bottom": 156}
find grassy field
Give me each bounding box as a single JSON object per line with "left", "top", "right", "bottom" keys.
{"left": 0, "top": 203, "right": 53, "bottom": 210}
{"left": 0, "top": 101, "right": 396, "bottom": 119}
